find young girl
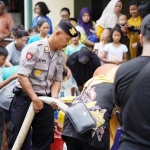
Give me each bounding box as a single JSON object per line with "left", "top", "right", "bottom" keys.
{"left": 32, "top": 2, "right": 53, "bottom": 34}
{"left": 76, "top": 7, "right": 95, "bottom": 37}
{"left": 93, "top": 28, "right": 111, "bottom": 65}
{"left": 102, "top": 27, "right": 128, "bottom": 65}
{"left": 126, "top": 0, "right": 141, "bottom": 59}
{"left": 28, "top": 19, "right": 49, "bottom": 44}
{"left": 65, "top": 31, "right": 85, "bottom": 60}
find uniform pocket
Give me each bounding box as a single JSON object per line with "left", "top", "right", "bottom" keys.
{"left": 31, "top": 63, "right": 48, "bottom": 80}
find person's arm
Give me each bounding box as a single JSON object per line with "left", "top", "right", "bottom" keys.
{"left": 51, "top": 81, "right": 61, "bottom": 98}
{"left": 0, "top": 14, "right": 15, "bottom": 40}
{"left": 96, "top": 25, "right": 104, "bottom": 39}
{"left": 118, "top": 45, "right": 128, "bottom": 64}
{"left": 65, "top": 54, "right": 69, "bottom": 61}
{"left": 84, "top": 39, "right": 95, "bottom": 47}
{"left": 115, "top": 105, "right": 121, "bottom": 112}
{"left": 18, "top": 74, "right": 43, "bottom": 113}
{"left": 0, "top": 73, "right": 17, "bottom": 89}
{"left": 102, "top": 51, "right": 112, "bottom": 63}
{"left": 65, "top": 46, "right": 70, "bottom": 61}
{"left": 0, "top": 32, "right": 11, "bottom": 41}
{"left": 5, "top": 59, "right": 13, "bottom": 67}
{"left": 79, "top": 34, "right": 94, "bottom": 47}
{"left": 93, "top": 49, "right": 98, "bottom": 55}
{"left": 119, "top": 53, "right": 128, "bottom": 64}
{"left": 5, "top": 46, "right": 13, "bottom": 67}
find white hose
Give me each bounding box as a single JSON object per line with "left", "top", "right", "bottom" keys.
{"left": 12, "top": 97, "right": 68, "bottom": 150}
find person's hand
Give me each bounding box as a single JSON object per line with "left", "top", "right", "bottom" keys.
{"left": 0, "top": 35, "right": 5, "bottom": 41}
{"left": 56, "top": 122, "right": 63, "bottom": 132}
{"left": 51, "top": 102, "right": 59, "bottom": 110}
{"left": 90, "top": 29, "right": 96, "bottom": 33}
{"left": 32, "top": 98, "right": 44, "bottom": 113}
{"left": 51, "top": 99, "right": 64, "bottom": 110}
{"left": 132, "top": 43, "right": 137, "bottom": 49}
{"left": 111, "top": 59, "right": 119, "bottom": 65}
{"left": 121, "top": 26, "right": 127, "bottom": 33}
{"left": 98, "top": 54, "right": 103, "bottom": 59}
{"left": 54, "top": 119, "right": 63, "bottom": 132}
{"left": 125, "top": 23, "right": 132, "bottom": 28}
{"left": 66, "top": 66, "right": 72, "bottom": 79}
{"left": 11, "top": 73, "right": 18, "bottom": 80}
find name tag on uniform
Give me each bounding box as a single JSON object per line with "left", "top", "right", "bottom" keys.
{"left": 38, "top": 59, "right": 46, "bottom": 63}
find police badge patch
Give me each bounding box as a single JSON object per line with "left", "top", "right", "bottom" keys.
{"left": 26, "top": 51, "right": 34, "bottom": 60}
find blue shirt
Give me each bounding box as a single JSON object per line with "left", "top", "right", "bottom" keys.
{"left": 28, "top": 34, "right": 41, "bottom": 44}
{"left": 32, "top": 16, "right": 53, "bottom": 35}
{"left": 65, "top": 44, "right": 85, "bottom": 56}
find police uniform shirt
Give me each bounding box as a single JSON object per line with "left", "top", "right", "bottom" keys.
{"left": 16, "top": 38, "right": 65, "bottom": 95}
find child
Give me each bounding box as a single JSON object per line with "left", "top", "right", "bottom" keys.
{"left": 93, "top": 28, "right": 111, "bottom": 65}
{"left": 126, "top": 0, "right": 141, "bottom": 59}
{"left": 0, "top": 45, "right": 17, "bottom": 149}
{"left": 28, "top": 26, "right": 39, "bottom": 37}
{"left": 28, "top": 19, "right": 49, "bottom": 44}
{"left": 65, "top": 31, "right": 85, "bottom": 60}
{"left": 69, "top": 18, "right": 77, "bottom": 27}
{"left": 10, "top": 25, "right": 24, "bottom": 39}
{"left": 116, "top": 15, "right": 129, "bottom": 46}
{"left": 102, "top": 27, "right": 128, "bottom": 65}
{"left": 116, "top": 15, "right": 128, "bottom": 33}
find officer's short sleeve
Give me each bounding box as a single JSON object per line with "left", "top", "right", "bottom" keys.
{"left": 18, "top": 44, "right": 37, "bottom": 77}
{"left": 53, "top": 53, "right": 65, "bottom": 82}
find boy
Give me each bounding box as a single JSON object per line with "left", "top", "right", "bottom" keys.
{"left": 0, "top": 45, "right": 17, "bottom": 149}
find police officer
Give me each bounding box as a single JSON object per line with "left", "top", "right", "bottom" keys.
{"left": 8, "top": 20, "right": 78, "bottom": 150}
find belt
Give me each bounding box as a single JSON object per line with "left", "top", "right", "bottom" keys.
{"left": 13, "top": 87, "right": 50, "bottom": 97}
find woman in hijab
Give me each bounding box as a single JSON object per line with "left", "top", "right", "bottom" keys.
{"left": 66, "top": 47, "right": 100, "bottom": 91}
{"left": 76, "top": 7, "right": 95, "bottom": 37}
{"left": 96, "top": 0, "right": 122, "bottom": 39}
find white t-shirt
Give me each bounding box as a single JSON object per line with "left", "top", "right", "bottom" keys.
{"left": 94, "top": 42, "right": 106, "bottom": 65}
{"left": 104, "top": 43, "right": 128, "bottom": 61}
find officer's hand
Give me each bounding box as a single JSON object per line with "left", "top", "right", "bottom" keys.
{"left": 51, "top": 102, "right": 59, "bottom": 110}
{"left": 32, "top": 98, "right": 44, "bottom": 113}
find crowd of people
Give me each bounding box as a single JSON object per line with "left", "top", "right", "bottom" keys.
{"left": 0, "top": 0, "right": 150, "bottom": 150}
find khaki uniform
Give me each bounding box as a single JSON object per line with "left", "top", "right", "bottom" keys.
{"left": 8, "top": 38, "right": 65, "bottom": 150}
{"left": 16, "top": 38, "right": 65, "bottom": 95}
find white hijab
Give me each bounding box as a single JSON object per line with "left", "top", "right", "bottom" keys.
{"left": 96, "top": 0, "right": 122, "bottom": 28}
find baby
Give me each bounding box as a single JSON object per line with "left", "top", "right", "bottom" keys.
{"left": 116, "top": 15, "right": 129, "bottom": 45}
{"left": 118, "top": 15, "right": 128, "bottom": 27}
{"left": 116, "top": 15, "right": 128, "bottom": 34}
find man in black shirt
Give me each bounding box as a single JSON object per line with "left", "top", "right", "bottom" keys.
{"left": 114, "top": 14, "right": 150, "bottom": 150}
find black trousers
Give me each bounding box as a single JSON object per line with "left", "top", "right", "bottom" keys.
{"left": 8, "top": 93, "right": 54, "bottom": 150}
{"left": 65, "top": 137, "right": 99, "bottom": 150}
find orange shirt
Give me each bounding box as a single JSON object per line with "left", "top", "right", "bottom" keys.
{"left": 0, "top": 12, "right": 14, "bottom": 46}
